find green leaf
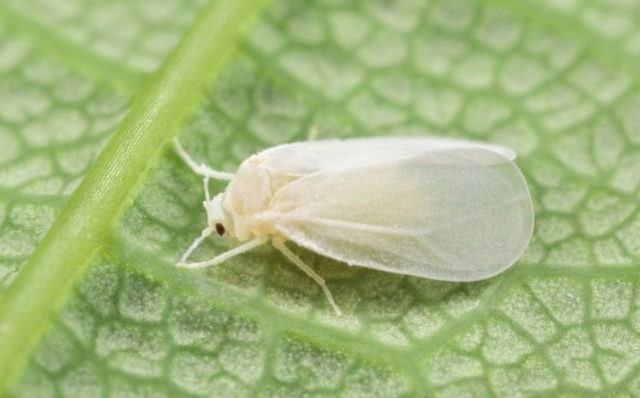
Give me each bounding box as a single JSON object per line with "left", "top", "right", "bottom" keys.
{"left": 2, "top": 0, "right": 640, "bottom": 396}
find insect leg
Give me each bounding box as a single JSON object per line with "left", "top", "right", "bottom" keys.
{"left": 272, "top": 238, "right": 342, "bottom": 316}
{"left": 173, "top": 139, "right": 235, "bottom": 181}
{"left": 178, "top": 237, "right": 266, "bottom": 269}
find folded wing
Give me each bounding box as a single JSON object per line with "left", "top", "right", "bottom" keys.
{"left": 259, "top": 137, "right": 515, "bottom": 176}
{"left": 266, "top": 147, "right": 533, "bottom": 281}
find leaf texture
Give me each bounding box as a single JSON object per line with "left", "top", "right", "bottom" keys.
{"left": 2, "top": 0, "right": 640, "bottom": 396}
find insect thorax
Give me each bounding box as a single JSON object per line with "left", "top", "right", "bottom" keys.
{"left": 220, "top": 155, "right": 290, "bottom": 241}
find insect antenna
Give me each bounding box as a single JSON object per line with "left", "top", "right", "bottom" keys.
{"left": 179, "top": 226, "right": 215, "bottom": 263}
{"left": 173, "top": 139, "right": 235, "bottom": 181}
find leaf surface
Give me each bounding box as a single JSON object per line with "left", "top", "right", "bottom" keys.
{"left": 2, "top": 0, "right": 640, "bottom": 396}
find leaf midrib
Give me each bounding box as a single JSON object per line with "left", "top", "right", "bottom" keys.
{"left": 0, "top": 0, "right": 270, "bottom": 391}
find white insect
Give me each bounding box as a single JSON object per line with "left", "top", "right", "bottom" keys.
{"left": 175, "top": 137, "right": 534, "bottom": 315}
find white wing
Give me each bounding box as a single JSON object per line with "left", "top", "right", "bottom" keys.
{"left": 263, "top": 145, "right": 533, "bottom": 281}
{"left": 258, "top": 137, "right": 515, "bottom": 176}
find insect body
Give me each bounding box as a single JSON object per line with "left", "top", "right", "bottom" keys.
{"left": 175, "top": 137, "right": 534, "bottom": 315}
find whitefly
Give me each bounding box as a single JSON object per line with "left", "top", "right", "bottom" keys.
{"left": 174, "top": 137, "right": 534, "bottom": 315}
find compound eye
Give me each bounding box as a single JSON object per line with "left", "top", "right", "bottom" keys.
{"left": 215, "top": 223, "right": 226, "bottom": 236}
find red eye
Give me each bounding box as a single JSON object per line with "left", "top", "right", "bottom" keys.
{"left": 215, "top": 223, "right": 225, "bottom": 236}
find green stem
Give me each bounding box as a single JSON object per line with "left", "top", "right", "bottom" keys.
{"left": 0, "top": 0, "right": 269, "bottom": 391}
